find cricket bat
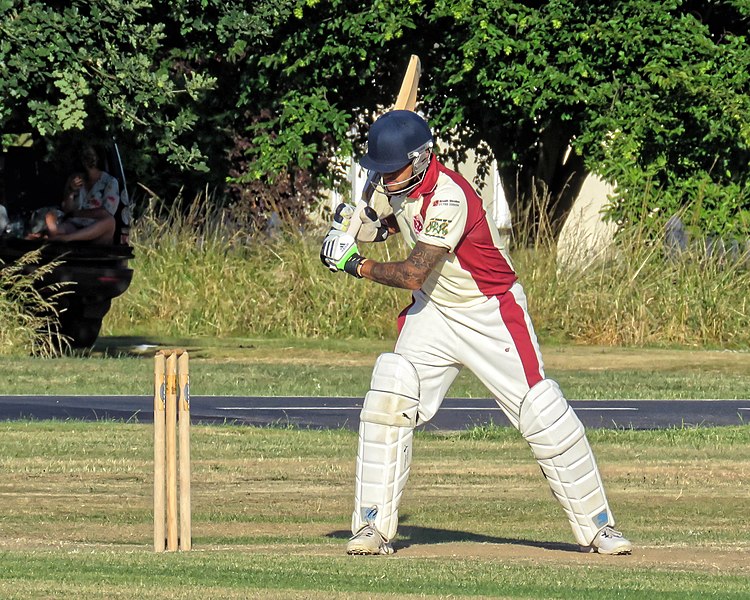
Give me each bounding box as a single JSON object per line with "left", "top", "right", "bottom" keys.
{"left": 345, "top": 55, "right": 422, "bottom": 237}
{"left": 393, "top": 54, "right": 421, "bottom": 113}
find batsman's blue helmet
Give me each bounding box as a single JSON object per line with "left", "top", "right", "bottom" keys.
{"left": 360, "top": 110, "right": 433, "bottom": 173}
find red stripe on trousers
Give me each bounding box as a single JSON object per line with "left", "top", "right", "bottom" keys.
{"left": 397, "top": 297, "right": 416, "bottom": 336}
{"left": 498, "top": 292, "right": 543, "bottom": 388}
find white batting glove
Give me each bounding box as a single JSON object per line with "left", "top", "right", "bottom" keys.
{"left": 320, "top": 230, "right": 365, "bottom": 277}
{"left": 329, "top": 203, "right": 355, "bottom": 233}
{"left": 357, "top": 206, "right": 389, "bottom": 242}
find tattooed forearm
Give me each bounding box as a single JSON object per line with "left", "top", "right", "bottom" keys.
{"left": 362, "top": 242, "right": 448, "bottom": 290}
{"left": 368, "top": 261, "right": 420, "bottom": 289}
{"left": 410, "top": 242, "right": 444, "bottom": 272}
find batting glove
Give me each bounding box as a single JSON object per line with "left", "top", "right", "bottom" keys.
{"left": 320, "top": 231, "right": 366, "bottom": 278}
{"left": 357, "top": 206, "right": 389, "bottom": 242}
{"left": 329, "top": 203, "right": 355, "bottom": 233}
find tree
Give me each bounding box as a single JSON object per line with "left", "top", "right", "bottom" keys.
{"left": 240, "top": 0, "right": 750, "bottom": 238}
{"left": 4, "top": 1, "right": 748, "bottom": 239}
{"left": 0, "top": 0, "right": 324, "bottom": 228}
{"left": 430, "top": 0, "right": 750, "bottom": 236}
{"left": 0, "top": 0, "right": 217, "bottom": 171}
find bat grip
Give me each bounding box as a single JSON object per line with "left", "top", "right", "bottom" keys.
{"left": 345, "top": 200, "right": 367, "bottom": 237}
{"left": 345, "top": 170, "right": 377, "bottom": 237}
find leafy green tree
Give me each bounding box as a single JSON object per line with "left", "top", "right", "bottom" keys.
{"left": 0, "top": 0, "right": 321, "bottom": 228}
{"left": 0, "top": 0, "right": 217, "bottom": 171}
{"left": 3, "top": 0, "right": 748, "bottom": 240}
{"left": 240, "top": 0, "right": 749, "bottom": 238}
{"left": 430, "top": 0, "right": 750, "bottom": 236}
{"left": 155, "top": 0, "right": 323, "bottom": 226}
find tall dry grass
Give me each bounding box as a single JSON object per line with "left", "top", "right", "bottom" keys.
{"left": 0, "top": 249, "right": 70, "bottom": 356}
{"left": 104, "top": 195, "right": 750, "bottom": 347}
{"left": 515, "top": 192, "right": 750, "bottom": 347}
{"left": 103, "top": 196, "right": 409, "bottom": 339}
{"left": 517, "top": 236, "right": 750, "bottom": 347}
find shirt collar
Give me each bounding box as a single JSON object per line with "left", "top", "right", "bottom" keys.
{"left": 407, "top": 156, "right": 439, "bottom": 199}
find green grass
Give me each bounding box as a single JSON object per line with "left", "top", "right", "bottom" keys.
{"left": 2, "top": 199, "right": 748, "bottom": 598}
{"left": 102, "top": 201, "right": 408, "bottom": 340}
{"left": 0, "top": 339, "right": 748, "bottom": 397}
{"left": 0, "top": 421, "right": 748, "bottom": 599}
{"left": 1, "top": 551, "right": 748, "bottom": 599}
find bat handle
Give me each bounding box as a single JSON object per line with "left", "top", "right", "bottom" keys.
{"left": 345, "top": 201, "right": 366, "bottom": 237}
{"left": 344, "top": 172, "right": 377, "bottom": 237}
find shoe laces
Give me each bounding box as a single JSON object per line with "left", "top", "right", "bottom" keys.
{"left": 600, "top": 526, "right": 623, "bottom": 539}
{"left": 355, "top": 524, "right": 389, "bottom": 544}
{"left": 352, "top": 525, "right": 377, "bottom": 539}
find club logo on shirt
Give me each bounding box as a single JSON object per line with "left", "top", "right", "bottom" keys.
{"left": 424, "top": 218, "right": 450, "bottom": 238}
{"left": 413, "top": 214, "right": 424, "bottom": 233}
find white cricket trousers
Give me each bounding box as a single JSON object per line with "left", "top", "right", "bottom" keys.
{"left": 394, "top": 282, "right": 545, "bottom": 427}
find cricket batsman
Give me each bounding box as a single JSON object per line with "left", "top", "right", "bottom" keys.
{"left": 320, "top": 110, "right": 632, "bottom": 556}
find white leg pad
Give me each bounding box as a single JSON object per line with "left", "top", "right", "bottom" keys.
{"left": 519, "top": 379, "right": 614, "bottom": 546}
{"left": 352, "top": 353, "right": 420, "bottom": 540}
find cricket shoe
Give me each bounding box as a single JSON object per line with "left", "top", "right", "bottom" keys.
{"left": 581, "top": 526, "right": 633, "bottom": 555}
{"left": 346, "top": 524, "right": 394, "bottom": 555}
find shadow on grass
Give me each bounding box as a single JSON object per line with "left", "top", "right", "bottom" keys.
{"left": 327, "top": 524, "right": 579, "bottom": 553}
{"left": 92, "top": 336, "right": 205, "bottom": 358}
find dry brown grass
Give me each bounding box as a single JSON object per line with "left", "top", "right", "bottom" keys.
{"left": 0, "top": 422, "right": 749, "bottom": 598}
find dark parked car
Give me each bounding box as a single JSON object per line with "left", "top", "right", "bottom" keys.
{"left": 0, "top": 135, "right": 134, "bottom": 348}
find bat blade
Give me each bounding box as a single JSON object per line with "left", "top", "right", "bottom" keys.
{"left": 346, "top": 55, "right": 423, "bottom": 236}
{"left": 393, "top": 55, "right": 421, "bottom": 111}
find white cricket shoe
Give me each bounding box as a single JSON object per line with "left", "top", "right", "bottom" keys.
{"left": 346, "top": 524, "right": 394, "bottom": 555}
{"left": 581, "top": 526, "right": 633, "bottom": 555}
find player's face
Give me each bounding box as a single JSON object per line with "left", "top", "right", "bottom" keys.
{"left": 381, "top": 163, "right": 415, "bottom": 193}
{"left": 81, "top": 145, "right": 98, "bottom": 169}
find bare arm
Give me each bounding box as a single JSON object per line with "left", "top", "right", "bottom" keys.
{"left": 68, "top": 207, "right": 113, "bottom": 220}
{"left": 360, "top": 241, "right": 448, "bottom": 290}
{"left": 61, "top": 173, "right": 84, "bottom": 213}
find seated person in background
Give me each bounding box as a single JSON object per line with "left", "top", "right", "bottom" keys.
{"left": 44, "top": 144, "right": 119, "bottom": 244}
